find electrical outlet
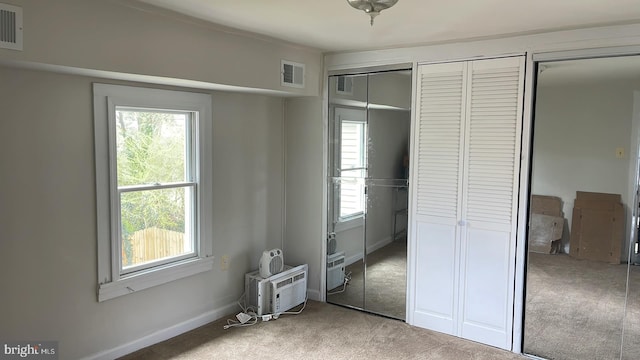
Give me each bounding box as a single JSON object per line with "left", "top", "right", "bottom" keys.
{"left": 221, "top": 255, "right": 229, "bottom": 271}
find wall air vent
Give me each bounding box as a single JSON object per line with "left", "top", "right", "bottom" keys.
{"left": 281, "top": 60, "right": 305, "bottom": 88}
{"left": 336, "top": 76, "right": 353, "bottom": 95}
{"left": 0, "top": 3, "right": 23, "bottom": 51}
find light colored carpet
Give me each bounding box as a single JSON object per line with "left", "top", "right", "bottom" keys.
{"left": 623, "top": 262, "right": 640, "bottom": 360}
{"left": 327, "top": 240, "right": 407, "bottom": 319}
{"left": 119, "top": 301, "right": 526, "bottom": 360}
{"left": 524, "top": 253, "right": 640, "bottom": 360}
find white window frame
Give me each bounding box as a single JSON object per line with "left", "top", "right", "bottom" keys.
{"left": 334, "top": 107, "right": 367, "bottom": 230}
{"left": 93, "top": 83, "right": 213, "bottom": 302}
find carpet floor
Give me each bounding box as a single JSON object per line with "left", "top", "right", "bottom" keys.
{"left": 119, "top": 301, "right": 526, "bottom": 360}
{"left": 327, "top": 240, "right": 407, "bottom": 320}
{"left": 120, "top": 250, "right": 640, "bottom": 359}
{"left": 524, "top": 253, "right": 640, "bottom": 360}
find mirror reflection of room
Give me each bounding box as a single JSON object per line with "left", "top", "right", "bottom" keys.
{"left": 326, "top": 70, "right": 411, "bottom": 320}
{"left": 524, "top": 56, "right": 640, "bottom": 360}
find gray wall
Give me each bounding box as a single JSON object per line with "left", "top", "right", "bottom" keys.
{"left": 0, "top": 0, "right": 322, "bottom": 95}
{"left": 532, "top": 78, "right": 640, "bottom": 257}
{"left": 366, "top": 109, "right": 411, "bottom": 250}
{"left": 0, "top": 66, "right": 285, "bottom": 359}
{"left": 0, "top": 2, "right": 326, "bottom": 356}
{"left": 283, "top": 97, "right": 324, "bottom": 298}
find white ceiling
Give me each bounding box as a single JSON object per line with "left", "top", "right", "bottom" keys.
{"left": 136, "top": 0, "right": 640, "bottom": 52}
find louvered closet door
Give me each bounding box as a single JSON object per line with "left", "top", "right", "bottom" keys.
{"left": 411, "top": 56, "right": 525, "bottom": 349}
{"left": 412, "top": 62, "right": 466, "bottom": 334}
{"left": 458, "top": 57, "right": 525, "bottom": 349}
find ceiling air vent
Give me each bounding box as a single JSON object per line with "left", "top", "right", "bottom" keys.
{"left": 336, "top": 76, "right": 353, "bottom": 95}
{"left": 0, "top": 2, "right": 22, "bottom": 51}
{"left": 281, "top": 60, "right": 305, "bottom": 88}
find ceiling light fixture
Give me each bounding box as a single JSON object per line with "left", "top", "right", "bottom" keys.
{"left": 347, "top": 0, "right": 398, "bottom": 26}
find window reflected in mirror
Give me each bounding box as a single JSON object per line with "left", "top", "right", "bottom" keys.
{"left": 326, "top": 70, "right": 411, "bottom": 320}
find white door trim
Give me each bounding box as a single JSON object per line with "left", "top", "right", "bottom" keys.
{"left": 515, "top": 46, "right": 640, "bottom": 353}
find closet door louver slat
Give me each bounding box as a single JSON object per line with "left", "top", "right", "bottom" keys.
{"left": 416, "top": 67, "right": 464, "bottom": 219}
{"left": 412, "top": 62, "right": 467, "bottom": 335}
{"left": 410, "top": 57, "right": 525, "bottom": 351}
{"left": 458, "top": 57, "right": 525, "bottom": 350}
{"left": 465, "top": 64, "right": 521, "bottom": 226}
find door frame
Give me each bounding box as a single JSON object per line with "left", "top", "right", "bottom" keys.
{"left": 323, "top": 66, "right": 413, "bottom": 313}
{"left": 628, "top": 91, "right": 640, "bottom": 266}
{"left": 515, "top": 47, "right": 640, "bottom": 353}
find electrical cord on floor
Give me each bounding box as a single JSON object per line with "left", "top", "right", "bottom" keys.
{"left": 327, "top": 271, "right": 352, "bottom": 294}
{"left": 223, "top": 312, "right": 258, "bottom": 330}
{"left": 223, "top": 293, "right": 308, "bottom": 329}
{"left": 327, "top": 271, "right": 352, "bottom": 295}
{"left": 280, "top": 298, "right": 308, "bottom": 315}
{"left": 236, "top": 292, "right": 258, "bottom": 314}
{"left": 223, "top": 292, "right": 259, "bottom": 330}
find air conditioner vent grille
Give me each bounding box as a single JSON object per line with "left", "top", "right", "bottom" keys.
{"left": 281, "top": 60, "right": 305, "bottom": 88}
{"left": 0, "top": 3, "right": 22, "bottom": 50}
{"left": 1, "top": 10, "right": 15, "bottom": 42}
{"left": 276, "top": 277, "right": 293, "bottom": 289}
{"left": 336, "top": 76, "right": 354, "bottom": 95}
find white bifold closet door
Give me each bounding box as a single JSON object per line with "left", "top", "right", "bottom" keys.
{"left": 410, "top": 56, "right": 525, "bottom": 350}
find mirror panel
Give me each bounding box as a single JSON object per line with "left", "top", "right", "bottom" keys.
{"left": 524, "top": 56, "right": 640, "bottom": 360}
{"left": 623, "top": 119, "right": 640, "bottom": 358}
{"left": 326, "top": 74, "right": 368, "bottom": 310}
{"left": 364, "top": 180, "right": 408, "bottom": 319}
{"left": 326, "top": 178, "right": 365, "bottom": 310}
{"left": 326, "top": 70, "right": 410, "bottom": 320}
{"left": 623, "top": 253, "right": 640, "bottom": 358}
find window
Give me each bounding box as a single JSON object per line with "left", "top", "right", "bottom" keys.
{"left": 335, "top": 108, "right": 367, "bottom": 221}
{"left": 93, "top": 84, "right": 213, "bottom": 302}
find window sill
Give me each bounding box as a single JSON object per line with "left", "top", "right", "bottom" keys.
{"left": 335, "top": 215, "right": 364, "bottom": 233}
{"left": 98, "top": 256, "right": 214, "bottom": 302}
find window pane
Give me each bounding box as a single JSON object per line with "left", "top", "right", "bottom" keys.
{"left": 341, "top": 121, "right": 365, "bottom": 170}
{"left": 339, "top": 120, "right": 366, "bottom": 219}
{"left": 116, "top": 110, "right": 188, "bottom": 186}
{"left": 339, "top": 170, "right": 365, "bottom": 218}
{"left": 120, "top": 186, "right": 194, "bottom": 269}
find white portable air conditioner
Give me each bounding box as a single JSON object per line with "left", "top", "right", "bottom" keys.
{"left": 259, "top": 248, "right": 284, "bottom": 278}
{"left": 271, "top": 264, "right": 308, "bottom": 314}
{"left": 327, "top": 252, "right": 345, "bottom": 290}
{"left": 245, "top": 264, "right": 307, "bottom": 316}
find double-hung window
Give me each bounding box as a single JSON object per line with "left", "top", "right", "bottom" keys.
{"left": 335, "top": 107, "right": 367, "bottom": 222}
{"left": 93, "top": 84, "right": 213, "bottom": 302}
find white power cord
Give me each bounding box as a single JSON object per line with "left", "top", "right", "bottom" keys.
{"left": 223, "top": 293, "right": 308, "bottom": 329}
{"left": 223, "top": 311, "right": 258, "bottom": 330}
{"left": 327, "top": 271, "right": 352, "bottom": 295}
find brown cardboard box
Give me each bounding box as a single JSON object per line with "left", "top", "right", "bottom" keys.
{"left": 529, "top": 195, "right": 564, "bottom": 254}
{"left": 529, "top": 213, "right": 564, "bottom": 253}
{"left": 531, "top": 195, "right": 563, "bottom": 217}
{"left": 569, "top": 191, "right": 624, "bottom": 264}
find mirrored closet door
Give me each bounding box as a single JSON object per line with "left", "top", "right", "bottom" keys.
{"left": 523, "top": 55, "right": 640, "bottom": 360}
{"left": 326, "top": 70, "right": 411, "bottom": 320}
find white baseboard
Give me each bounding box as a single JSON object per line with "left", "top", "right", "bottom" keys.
{"left": 82, "top": 301, "right": 238, "bottom": 360}
{"left": 345, "top": 252, "right": 364, "bottom": 266}
{"left": 344, "top": 236, "right": 393, "bottom": 266}
{"left": 367, "top": 236, "right": 393, "bottom": 254}
{"left": 307, "top": 288, "right": 321, "bottom": 301}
